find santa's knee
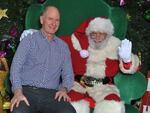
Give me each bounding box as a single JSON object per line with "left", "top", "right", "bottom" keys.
{"left": 94, "top": 100, "right": 125, "bottom": 113}
{"left": 71, "top": 100, "right": 90, "bottom": 113}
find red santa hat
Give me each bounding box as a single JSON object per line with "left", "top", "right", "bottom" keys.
{"left": 71, "top": 17, "right": 114, "bottom": 58}
{"left": 85, "top": 17, "right": 114, "bottom": 36}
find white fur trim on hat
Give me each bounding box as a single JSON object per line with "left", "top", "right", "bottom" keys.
{"left": 86, "top": 17, "right": 114, "bottom": 36}
{"left": 71, "top": 34, "right": 89, "bottom": 58}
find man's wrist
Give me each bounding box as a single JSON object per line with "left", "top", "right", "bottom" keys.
{"left": 14, "top": 89, "right": 22, "bottom": 95}
{"left": 59, "top": 87, "right": 68, "bottom": 93}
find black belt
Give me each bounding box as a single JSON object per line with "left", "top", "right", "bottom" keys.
{"left": 22, "top": 85, "right": 50, "bottom": 91}
{"left": 22, "top": 85, "right": 40, "bottom": 89}
{"left": 75, "top": 75, "right": 112, "bottom": 87}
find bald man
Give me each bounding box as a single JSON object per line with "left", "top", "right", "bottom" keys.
{"left": 10, "top": 6, "right": 76, "bottom": 113}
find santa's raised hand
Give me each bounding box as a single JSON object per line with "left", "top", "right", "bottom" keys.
{"left": 118, "top": 38, "right": 132, "bottom": 63}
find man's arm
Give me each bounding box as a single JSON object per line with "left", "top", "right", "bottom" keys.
{"left": 55, "top": 43, "right": 74, "bottom": 102}
{"left": 10, "top": 35, "right": 32, "bottom": 111}
{"left": 60, "top": 43, "right": 74, "bottom": 92}
{"left": 10, "top": 35, "right": 31, "bottom": 92}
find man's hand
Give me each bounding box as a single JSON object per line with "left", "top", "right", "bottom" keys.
{"left": 55, "top": 88, "right": 71, "bottom": 102}
{"left": 20, "top": 29, "right": 37, "bottom": 41}
{"left": 10, "top": 89, "right": 30, "bottom": 112}
{"left": 118, "top": 38, "right": 132, "bottom": 63}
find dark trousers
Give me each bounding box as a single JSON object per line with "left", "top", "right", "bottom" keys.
{"left": 11, "top": 86, "right": 76, "bottom": 113}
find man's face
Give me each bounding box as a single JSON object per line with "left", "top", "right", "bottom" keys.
{"left": 90, "top": 32, "right": 107, "bottom": 43}
{"left": 40, "top": 7, "right": 60, "bottom": 36}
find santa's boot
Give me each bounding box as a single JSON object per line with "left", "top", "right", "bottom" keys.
{"left": 94, "top": 100, "right": 125, "bottom": 113}
{"left": 71, "top": 100, "right": 90, "bottom": 113}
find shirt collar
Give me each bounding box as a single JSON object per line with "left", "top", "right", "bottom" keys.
{"left": 40, "top": 29, "right": 57, "bottom": 42}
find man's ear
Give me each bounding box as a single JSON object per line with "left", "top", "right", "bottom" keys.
{"left": 40, "top": 16, "right": 43, "bottom": 25}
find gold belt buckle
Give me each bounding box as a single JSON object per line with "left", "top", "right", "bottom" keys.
{"left": 80, "top": 76, "right": 102, "bottom": 87}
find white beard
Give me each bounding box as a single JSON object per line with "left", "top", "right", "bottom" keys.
{"left": 88, "top": 35, "right": 110, "bottom": 50}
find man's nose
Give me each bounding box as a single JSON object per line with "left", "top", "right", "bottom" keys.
{"left": 52, "top": 21, "right": 56, "bottom": 26}
{"left": 51, "top": 20, "right": 57, "bottom": 26}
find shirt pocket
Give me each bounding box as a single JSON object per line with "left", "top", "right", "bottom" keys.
{"left": 49, "top": 47, "right": 63, "bottom": 68}
{"left": 29, "top": 45, "right": 47, "bottom": 65}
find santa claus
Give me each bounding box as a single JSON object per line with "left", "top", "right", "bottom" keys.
{"left": 60, "top": 17, "right": 140, "bottom": 113}
{"left": 20, "top": 17, "right": 140, "bottom": 113}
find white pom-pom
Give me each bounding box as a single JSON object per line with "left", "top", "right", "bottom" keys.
{"left": 80, "top": 50, "right": 89, "bottom": 58}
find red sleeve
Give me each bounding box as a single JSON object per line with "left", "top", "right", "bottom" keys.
{"left": 122, "top": 61, "right": 141, "bottom": 71}
{"left": 122, "top": 62, "right": 132, "bottom": 69}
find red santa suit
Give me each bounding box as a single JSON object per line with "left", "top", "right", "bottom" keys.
{"left": 61, "top": 17, "right": 140, "bottom": 113}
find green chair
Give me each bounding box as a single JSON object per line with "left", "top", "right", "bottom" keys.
{"left": 114, "top": 72, "right": 147, "bottom": 113}
{"left": 25, "top": 0, "right": 147, "bottom": 113}
{"left": 25, "top": 0, "right": 127, "bottom": 39}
